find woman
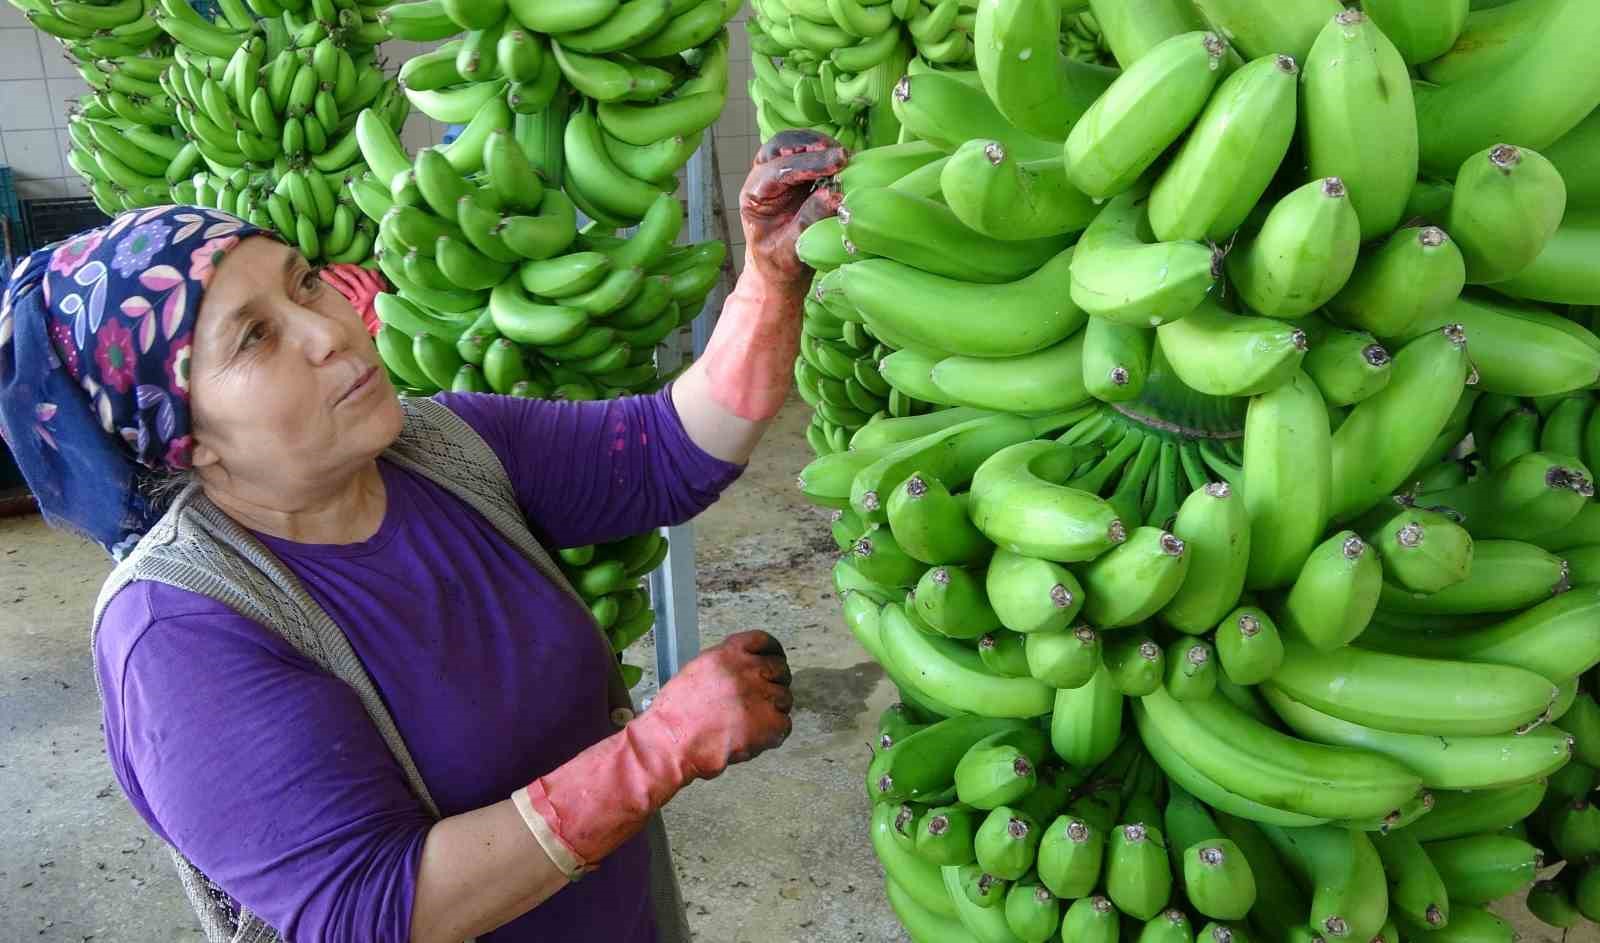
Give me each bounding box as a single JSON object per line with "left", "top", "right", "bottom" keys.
{"left": 0, "top": 130, "right": 848, "bottom": 943}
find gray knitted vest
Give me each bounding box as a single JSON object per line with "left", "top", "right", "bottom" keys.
{"left": 89, "top": 397, "right": 683, "bottom": 943}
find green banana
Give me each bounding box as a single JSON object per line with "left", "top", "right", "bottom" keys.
{"left": 1037, "top": 814, "right": 1106, "bottom": 899}
{"left": 1078, "top": 526, "right": 1190, "bottom": 628}
{"left": 1188, "top": 0, "right": 1340, "bottom": 61}
{"left": 879, "top": 604, "right": 1055, "bottom": 718}
{"left": 1272, "top": 638, "right": 1554, "bottom": 736}
{"left": 1081, "top": 318, "right": 1153, "bottom": 402}
{"left": 1371, "top": 830, "right": 1449, "bottom": 931}
{"left": 1002, "top": 878, "right": 1058, "bottom": 943}
{"left": 1242, "top": 369, "right": 1332, "bottom": 589}
{"left": 1261, "top": 683, "right": 1573, "bottom": 790}
{"left": 1424, "top": 451, "right": 1592, "bottom": 541}
{"left": 1059, "top": 895, "right": 1120, "bottom": 943}
{"left": 973, "top": 0, "right": 1117, "bottom": 139}
{"left": 1447, "top": 144, "right": 1569, "bottom": 285}
{"left": 940, "top": 140, "right": 1099, "bottom": 240}
{"left": 1424, "top": 834, "right": 1541, "bottom": 905}
{"left": 1049, "top": 664, "right": 1123, "bottom": 767}
{"left": 851, "top": 526, "right": 925, "bottom": 587}
{"left": 974, "top": 805, "right": 1042, "bottom": 881}
{"left": 1527, "top": 876, "right": 1583, "bottom": 930}
{"left": 955, "top": 727, "right": 1048, "bottom": 809}
{"left": 1301, "top": 325, "right": 1392, "bottom": 407}
{"left": 840, "top": 186, "right": 1072, "bottom": 284}
{"left": 1069, "top": 188, "right": 1220, "bottom": 327}
{"left": 1330, "top": 325, "right": 1471, "bottom": 521}
{"left": 1365, "top": 505, "right": 1474, "bottom": 594}
{"left": 913, "top": 565, "right": 1000, "bottom": 640}
{"left": 1259, "top": 823, "right": 1388, "bottom": 942}
{"left": 1377, "top": 539, "right": 1567, "bottom": 615}
{"left": 1357, "top": 586, "right": 1600, "bottom": 684}
{"left": 1404, "top": 291, "right": 1600, "bottom": 397}
{"left": 1024, "top": 625, "right": 1100, "bottom": 689}
{"left": 888, "top": 70, "right": 1060, "bottom": 161}
{"left": 969, "top": 440, "right": 1127, "bottom": 563}
{"left": 1134, "top": 686, "right": 1423, "bottom": 822}
{"left": 838, "top": 247, "right": 1084, "bottom": 358}
{"left": 1163, "top": 637, "right": 1218, "bottom": 702}
{"left": 985, "top": 548, "right": 1086, "bottom": 636}
{"left": 1184, "top": 839, "right": 1256, "bottom": 922}
{"left": 1276, "top": 531, "right": 1381, "bottom": 652}
{"left": 1155, "top": 300, "right": 1309, "bottom": 396}
{"left": 885, "top": 472, "right": 990, "bottom": 566}
{"left": 1226, "top": 177, "right": 1361, "bottom": 320}
{"left": 869, "top": 712, "right": 1030, "bottom": 804}
{"left": 1210, "top": 606, "right": 1282, "bottom": 685}
{"left": 1405, "top": 783, "right": 1548, "bottom": 844}
{"left": 1105, "top": 822, "right": 1172, "bottom": 920}
{"left": 929, "top": 334, "right": 1091, "bottom": 416}
{"left": 1360, "top": 0, "right": 1469, "bottom": 65}
{"left": 872, "top": 801, "right": 960, "bottom": 919}
{"left": 977, "top": 631, "right": 1031, "bottom": 680}
{"left": 1148, "top": 52, "right": 1298, "bottom": 243}
{"left": 1301, "top": 10, "right": 1418, "bottom": 241}
{"left": 1062, "top": 30, "right": 1229, "bottom": 199}
{"left": 850, "top": 412, "right": 1042, "bottom": 522}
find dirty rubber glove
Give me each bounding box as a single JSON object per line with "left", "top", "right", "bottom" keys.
{"left": 739, "top": 129, "right": 849, "bottom": 295}
{"left": 319, "top": 263, "right": 386, "bottom": 336}
{"left": 515, "top": 630, "right": 794, "bottom": 877}
{"left": 688, "top": 131, "right": 849, "bottom": 424}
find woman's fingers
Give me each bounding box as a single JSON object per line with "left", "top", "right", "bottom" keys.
{"left": 756, "top": 129, "right": 841, "bottom": 164}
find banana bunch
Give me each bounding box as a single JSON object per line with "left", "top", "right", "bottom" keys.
{"left": 554, "top": 531, "right": 671, "bottom": 688}
{"left": 746, "top": 0, "right": 1115, "bottom": 151}
{"left": 8, "top": 0, "right": 184, "bottom": 211}
{"left": 780, "top": 0, "right": 1600, "bottom": 936}
{"left": 379, "top": 0, "right": 737, "bottom": 228}
{"left": 146, "top": 0, "right": 398, "bottom": 261}
{"left": 340, "top": 25, "right": 731, "bottom": 683}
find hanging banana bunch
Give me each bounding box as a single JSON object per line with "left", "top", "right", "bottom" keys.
{"left": 787, "top": 0, "right": 1600, "bottom": 937}
{"left": 746, "top": 0, "right": 1117, "bottom": 149}
{"left": 144, "top": 0, "right": 397, "bottom": 262}
{"left": 9, "top": 0, "right": 184, "bottom": 212}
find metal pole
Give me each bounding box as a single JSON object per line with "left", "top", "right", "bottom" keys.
{"left": 649, "top": 128, "right": 730, "bottom": 685}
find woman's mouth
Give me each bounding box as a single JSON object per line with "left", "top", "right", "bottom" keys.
{"left": 337, "top": 365, "right": 380, "bottom": 406}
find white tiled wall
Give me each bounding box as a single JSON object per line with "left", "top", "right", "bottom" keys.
{"left": 0, "top": 3, "right": 96, "bottom": 201}
{"left": 1, "top": 8, "right": 765, "bottom": 258}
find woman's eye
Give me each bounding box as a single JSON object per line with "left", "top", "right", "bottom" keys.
{"left": 241, "top": 322, "right": 266, "bottom": 349}
{"left": 302, "top": 268, "right": 323, "bottom": 293}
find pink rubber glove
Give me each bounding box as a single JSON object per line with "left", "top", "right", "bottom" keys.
{"left": 514, "top": 631, "right": 793, "bottom": 876}
{"left": 320, "top": 263, "right": 387, "bottom": 336}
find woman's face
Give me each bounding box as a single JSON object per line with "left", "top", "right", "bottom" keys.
{"left": 187, "top": 236, "right": 402, "bottom": 494}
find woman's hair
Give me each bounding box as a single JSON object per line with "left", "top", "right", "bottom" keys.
{"left": 137, "top": 465, "right": 196, "bottom": 514}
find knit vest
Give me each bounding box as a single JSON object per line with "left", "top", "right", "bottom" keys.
{"left": 89, "top": 397, "right": 685, "bottom": 943}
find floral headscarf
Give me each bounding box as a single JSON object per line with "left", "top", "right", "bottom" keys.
{"left": 0, "top": 205, "right": 267, "bottom": 558}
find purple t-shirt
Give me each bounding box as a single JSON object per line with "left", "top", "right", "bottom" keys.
{"left": 93, "top": 390, "right": 742, "bottom": 942}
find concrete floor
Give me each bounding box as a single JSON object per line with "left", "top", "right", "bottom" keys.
{"left": 0, "top": 399, "right": 1593, "bottom": 941}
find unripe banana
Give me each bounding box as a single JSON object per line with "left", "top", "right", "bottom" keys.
{"left": 886, "top": 473, "right": 989, "bottom": 566}
{"left": 1528, "top": 876, "right": 1583, "bottom": 929}
{"left": 1156, "top": 299, "right": 1309, "bottom": 396}
{"left": 1276, "top": 532, "right": 1381, "bottom": 651}
{"left": 1158, "top": 481, "right": 1249, "bottom": 634}
{"left": 1070, "top": 188, "right": 1220, "bottom": 327}
{"left": 977, "top": 631, "right": 1030, "bottom": 679}
{"left": 1260, "top": 824, "right": 1389, "bottom": 942}
{"left": 1189, "top": 0, "right": 1340, "bottom": 62}
{"left": 986, "top": 548, "right": 1086, "bottom": 635}
{"left": 1024, "top": 624, "right": 1100, "bottom": 689}
{"left": 1425, "top": 451, "right": 1592, "bottom": 542}
{"left": 1377, "top": 538, "right": 1567, "bottom": 615}
{"left": 1163, "top": 638, "right": 1217, "bottom": 702}
{"left": 1226, "top": 177, "right": 1361, "bottom": 319}
{"left": 1327, "top": 226, "right": 1466, "bottom": 339}
{"left": 1049, "top": 664, "right": 1123, "bottom": 767}
{"left": 974, "top": 806, "right": 1042, "bottom": 880}
{"left": 955, "top": 727, "right": 1048, "bottom": 810}
{"left": 1082, "top": 317, "right": 1153, "bottom": 403}
{"left": 1301, "top": 325, "right": 1392, "bottom": 408}
{"left": 940, "top": 140, "right": 1099, "bottom": 240}
{"left": 1060, "top": 894, "right": 1120, "bottom": 943}
{"left": 970, "top": 440, "right": 1127, "bottom": 563}
{"left": 1404, "top": 291, "right": 1600, "bottom": 397}
{"left": 1425, "top": 834, "right": 1541, "bottom": 905}
{"left": 1002, "top": 878, "right": 1059, "bottom": 943}
{"left": 930, "top": 333, "right": 1093, "bottom": 415}
{"left": 1063, "top": 30, "right": 1229, "bottom": 199}
{"left": 1242, "top": 369, "right": 1332, "bottom": 588}
{"left": 1103, "top": 632, "right": 1164, "bottom": 697}
{"left": 1106, "top": 822, "right": 1173, "bottom": 920}
{"left": 1330, "top": 325, "right": 1471, "bottom": 520}
{"left": 1302, "top": 10, "right": 1419, "bottom": 240}
{"left": 1148, "top": 52, "right": 1298, "bottom": 243}
{"left": 1365, "top": 505, "right": 1474, "bottom": 594}
{"left": 1184, "top": 839, "right": 1256, "bottom": 921}
{"left": 1079, "top": 527, "right": 1190, "bottom": 628}
{"left": 913, "top": 565, "right": 1000, "bottom": 640}
{"left": 1448, "top": 144, "right": 1568, "bottom": 285}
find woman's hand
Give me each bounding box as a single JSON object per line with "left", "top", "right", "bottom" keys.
{"left": 645, "top": 630, "right": 795, "bottom": 777}
{"left": 738, "top": 130, "right": 850, "bottom": 295}
{"left": 320, "top": 263, "right": 387, "bottom": 336}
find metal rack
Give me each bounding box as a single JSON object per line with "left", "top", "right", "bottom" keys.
{"left": 648, "top": 131, "right": 730, "bottom": 686}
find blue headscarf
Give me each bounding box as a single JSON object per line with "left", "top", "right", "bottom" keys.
{"left": 0, "top": 205, "right": 266, "bottom": 559}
